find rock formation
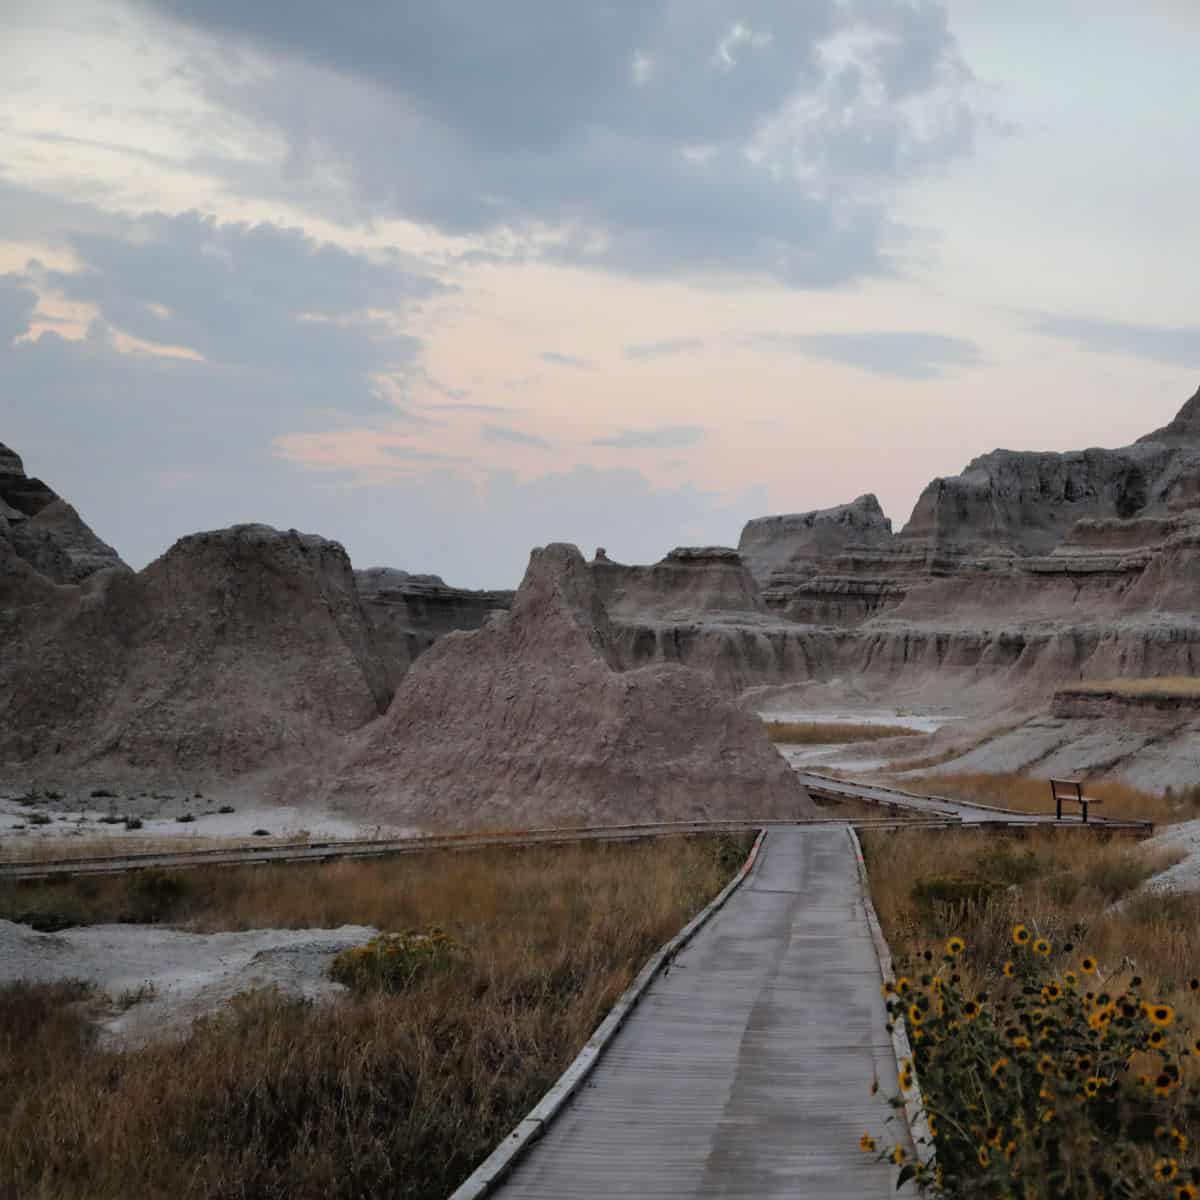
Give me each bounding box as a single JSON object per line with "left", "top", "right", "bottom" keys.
{"left": 600, "top": 383, "right": 1200, "bottom": 712}
{"left": 1, "top": 524, "right": 391, "bottom": 784}
{"left": 329, "top": 544, "right": 814, "bottom": 829}
{"left": 0, "top": 441, "right": 125, "bottom": 583}
{"left": 354, "top": 567, "right": 514, "bottom": 690}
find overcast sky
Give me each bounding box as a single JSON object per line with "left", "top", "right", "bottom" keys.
{"left": 3, "top": 1, "right": 1198, "bottom": 586}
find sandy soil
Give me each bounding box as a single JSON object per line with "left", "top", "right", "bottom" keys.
{"left": 0, "top": 918, "right": 376, "bottom": 1044}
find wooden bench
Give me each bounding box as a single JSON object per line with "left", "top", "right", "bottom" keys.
{"left": 1050, "top": 778, "right": 1099, "bottom": 823}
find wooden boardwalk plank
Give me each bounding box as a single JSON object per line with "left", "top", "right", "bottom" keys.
{"left": 494, "top": 826, "right": 912, "bottom": 1199}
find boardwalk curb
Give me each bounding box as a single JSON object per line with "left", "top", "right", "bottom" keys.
{"left": 846, "top": 825, "right": 937, "bottom": 1178}
{"left": 447, "top": 828, "right": 769, "bottom": 1200}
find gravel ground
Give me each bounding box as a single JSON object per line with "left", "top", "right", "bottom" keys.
{"left": 0, "top": 919, "right": 376, "bottom": 1044}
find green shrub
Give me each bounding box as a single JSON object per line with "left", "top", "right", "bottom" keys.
{"left": 330, "top": 930, "right": 463, "bottom": 993}
{"left": 868, "top": 928, "right": 1200, "bottom": 1197}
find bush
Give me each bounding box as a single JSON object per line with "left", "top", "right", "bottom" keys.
{"left": 28, "top": 813, "right": 52, "bottom": 827}
{"left": 911, "top": 873, "right": 1005, "bottom": 909}
{"left": 330, "top": 930, "right": 463, "bottom": 993}
{"left": 123, "top": 817, "right": 143, "bottom": 831}
{"left": 89, "top": 789, "right": 117, "bottom": 799}
{"left": 176, "top": 814, "right": 195, "bottom": 824}
{"left": 869, "top": 927, "right": 1200, "bottom": 1197}
{"left": 218, "top": 805, "right": 235, "bottom": 815}
{"left": 124, "top": 871, "right": 188, "bottom": 923}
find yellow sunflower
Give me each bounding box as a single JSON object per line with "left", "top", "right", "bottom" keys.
{"left": 859, "top": 1132, "right": 876, "bottom": 1153}
{"left": 945, "top": 936, "right": 966, "bottom": 957}
{"left": 1002, "top": 960, "right": 1015, "bottom": 978}
{"left": 1033, "top": 937, "right": 1051, "bottom": 958}
{"left": 1147, "top": 1003, "right": 1176, "bottom": 1027}
{"left": 1013, "top": 923, "right": 1031, "bottom": 946}
{"left": 1155, "top": 1158, "right": 1179, "bottom": 1184}
{"left": 1080, "top": 955, "right": 1097, "bottom": 975}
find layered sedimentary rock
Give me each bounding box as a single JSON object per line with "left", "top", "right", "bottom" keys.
{"left": 0, "top": 441, "right": 125, "bottom": 583}
{"left": 330, "top": 543, "right": 814, "bottom": 828}
{"left": 606, "top": 383, "right": 1200, "bottom": 711}
{"left": 354, "top": 566, "right": 514, "bottom": 688}
{"left": 593, "top": 546, "right": 763, "bottom": 619}
{"left": 1, "top": 524, "right": 391, "bottom": 782}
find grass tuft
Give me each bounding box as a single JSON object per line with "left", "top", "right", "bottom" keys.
{"left": 765, "top": 720, "right": 917, "bottom": 744}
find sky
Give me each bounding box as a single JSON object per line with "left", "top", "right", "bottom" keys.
{"left": 2, "top": 1, "right": 1198, "bottom": 587}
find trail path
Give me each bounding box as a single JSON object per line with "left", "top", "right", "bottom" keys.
{"left": 490, "top": 826, "right": 911, "bottom": 1199}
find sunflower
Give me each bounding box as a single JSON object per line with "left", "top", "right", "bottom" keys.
{"left": 926, "top": 1112, "right": 938, "bottom": 1138}
{"left": 908, "top": 1003, "right": 924, "bottom": 1026}
{"left": 1088, "top": 1005, "right": 1114, "bottom": 1031}
{"left": 1176, "top": 1184, "right": 1198, "bottom": 1200}
{"left": 859, "top": 1132, "right": 876, "bottom": 1153}
{"left": 1002, "top": 960, "right": 1015, "bottom": 978}
{"left": 890, "top": 1146, "right": 906, "bottom": 1166}
{"left": 1191, "top": 1037, "right": 1200, "bottom": 1059}
{"left": 1012, "top": 1034, "right": 1031, "bottom": 1051}
{"left": 1171, "top": 1129, "right": 1189, "bottom": 1153}
{"left": 1083, "top": 1076, "right": 1103, "bottom": 1098}
{"left": 1156, "top": 1159, "right": 1180, "bottom": 1184}
{"left": 977, "top": 1145, "right": 991, "bottom": 1168}
{"left": 1041, "top": 1107, "right": 1055, "bottom": 1124}
{"left": 986, "top": 1125, "right": 1003, "bottom": 1148}
{"left": 1080, "top": 955, "right": 1098, "bottom": 975}
{"left": 1013, "top": 923, "right": 1031, "bottom": 946}
{"left": 1189, "top": 977, "right": 1199, "bottom": 993}
{"left": 1063, "top": 970, "right": 1078, "bottom": 987}
{"left": 896, "top": 976, "right": 912, "bottom": 995}
{"left": 991, "top": 1056, "right": 1010, "bottom": 1081}
{"left": 1155, "top": 1072, "right": 1176, "bottom": 1098}
{"left": 1076, "top": 1053, "right": 1094, "bottom": 1072}
{"left": 1037, "top": 1054, "right": 1055, "bottom": 1076}
{"left": 944, "top": 935, "right": 966, "bottom": 958}
{"left": 963, "top": 1000, "right": 981, "bottom": 1020}
{"left": 1041, "top": 983, "right": 1063, "bottom": 1003}
{"left": 1147, "top": 1003, "right": 1176, "bottom": 1027}
{"left": 1033, "top": 937, "right": 1051, "bottom": 958}
{"left": 1149, "top": 1029, "right": 1168, "bottom": 1049}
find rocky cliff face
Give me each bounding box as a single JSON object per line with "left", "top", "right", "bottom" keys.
{"left": 0, "top": 524, "right": 391, "bottom": 783}
{"left": 593, "top": 546, "right": 764, "bottom": 619}
{"left": 354, "top": 567, "right": 514, "bottom": 690}
{"left": 0, "top": 441, "right": 126, "bottom": 583}
{"left": 604, "top": 383, "right": 1200, "bottom": 711}
{"left": 329, "top": 544, "right": 814, "bottom": 829}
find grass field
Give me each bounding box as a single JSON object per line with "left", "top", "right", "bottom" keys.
{"left": 1056, "top": 675, "right": 1200, "bottom": 700}
{"left": 765, "top": 720, "right": 917, "bottom": 744}
{"left": 895, "top": 770, "right": 1196, "bottom": 824}
{"left": 0, "top": 833, "right": 752, "bottom": 1200}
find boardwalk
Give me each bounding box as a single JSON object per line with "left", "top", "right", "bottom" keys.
{"left": 493, "top": 826, "right": 911, "bottom": 1199}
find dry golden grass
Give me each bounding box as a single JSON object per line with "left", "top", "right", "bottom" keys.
{"left": 894, "top": 770, "right": 1195, "bottom": 824}
{"left": 1057, "top": 675, "right": 1200, "bottom": 699}
{"left": 862, "top": 826, "right": 1199, "bottom": 1037}
{"left": 0, "top": 834, "right": 751, "bottom": 1200}
{"left": 0, "top": 830, "right": 330, "bottom": 864}
{"left": 764, "top": 720, "right": 916, "bottom": 744}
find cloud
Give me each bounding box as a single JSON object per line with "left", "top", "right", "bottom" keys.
{"left": 623, "top": 336, "right": 706, "bottom": 361}
{"left": 750, "top": 330, "right": 983, "bottom": 379}
{"left": 134, "top": 0, "right": 979, "bottom": 287}
{"left": 0, "top": 276, "right": 37, "bottom": 344}
{"left": 539, "top": 350, "right": 593, "bottom": 370}
{"left": 482, "top": 423, "right": 552, "bottom": 449}
{"left": 1031, "top": 314, "right": 1200, "bottom": 368}
{"left": 592, "top": 424, "right": 705, "bottom": 449}
{"left": 42, "top": 210, "right": 445, "bottom": 383}
{"left": 427, "top": 401, "right": 518, "bottom": 414}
